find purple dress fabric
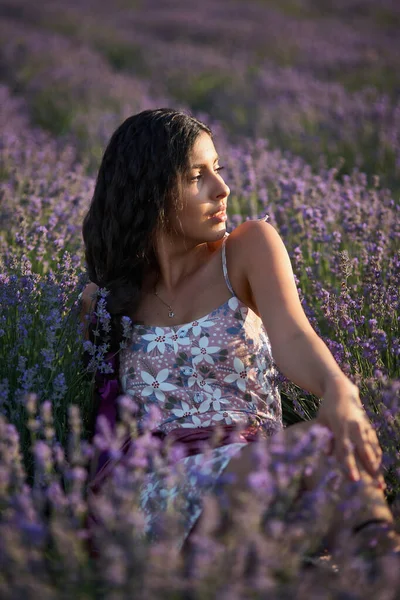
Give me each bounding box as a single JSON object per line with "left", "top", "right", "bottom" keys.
{"left": 89, "top": 223, "right": 283, "bottom": 551}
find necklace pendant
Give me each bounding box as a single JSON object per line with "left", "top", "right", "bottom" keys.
{"left": 168, "top": 310, "right": 175, "bottom": 318}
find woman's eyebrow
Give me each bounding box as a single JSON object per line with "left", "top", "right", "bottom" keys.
{"left": 190, "top": 155, "right": 219, "bottom": 169}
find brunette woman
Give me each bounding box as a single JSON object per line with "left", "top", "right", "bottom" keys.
{"left": 81, "top": 108, "right": 399, "bottom": 564}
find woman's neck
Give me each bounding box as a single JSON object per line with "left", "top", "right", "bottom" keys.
{"left": 153, "top": 238, "right": 212, "bottom": 292}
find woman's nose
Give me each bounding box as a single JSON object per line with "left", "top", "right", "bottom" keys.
{"left": 215, "top": 179, "right": 230, "bottom": 199}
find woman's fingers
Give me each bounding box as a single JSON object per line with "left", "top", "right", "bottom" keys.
{"left": 350, "top": 420, "right": 382, "bottom": 476}
{"left": 334, "top": 422, "right": 384, "bottom": 486}
{"left": 317, "top": 397, "right": 385, "bottom": 485}
{"left": 336, "top": 437, "right": 360, "bottom": 482}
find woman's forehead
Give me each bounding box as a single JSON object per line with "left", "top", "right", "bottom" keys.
{"left": 190, "top": 133, "right": 218, "bottom": 166}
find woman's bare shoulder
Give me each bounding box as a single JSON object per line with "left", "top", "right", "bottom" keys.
{"left": 221, "top": 219, "right": 281, "bottom": 309}
{"left": 227, "top": 218, "right": 280, "bottom": 257}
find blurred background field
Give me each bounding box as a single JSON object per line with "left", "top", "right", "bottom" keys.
{"left": 0, "top": 0, "right": 400, "bottom": 596}
{"left": 1, "top": 0, "right": 400, "bottom": 187}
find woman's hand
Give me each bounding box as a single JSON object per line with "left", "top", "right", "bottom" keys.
{"left": 316, "top": 381, "right": 384, "bottom": 486}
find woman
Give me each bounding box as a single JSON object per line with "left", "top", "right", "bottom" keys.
{"left": 81, "top": 108, "right": 399, "bottom": 563}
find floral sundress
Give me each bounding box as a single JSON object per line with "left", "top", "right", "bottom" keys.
{"left": 116, "top": 232, "right": 283, "bottom": 551}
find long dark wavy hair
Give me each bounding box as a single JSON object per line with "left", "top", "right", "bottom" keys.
{"left": 82, "top": 108, "right": 212, "bottom": 351}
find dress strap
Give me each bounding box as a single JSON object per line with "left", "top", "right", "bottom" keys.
{"left": 221, "top": 235, "right": 235, "bottom": 296}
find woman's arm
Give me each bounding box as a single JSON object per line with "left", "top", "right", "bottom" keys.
{"left": 228, "top": 220, "right": 382, "bottom": 481}
{"left": 80, "top": 282, "right": 99, "bottom": 340}
{"left": 230, "top": 220, "right": 346, "bottom": 396}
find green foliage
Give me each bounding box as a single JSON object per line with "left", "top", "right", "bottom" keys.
{"left": 172, "top": 71, "right": 232, "bottom": 113}
{"left": 30, "top": 90, "right": 75, "bottom": 136}
{"left": 95, "top": 39, "right": 148, "bottom": 74}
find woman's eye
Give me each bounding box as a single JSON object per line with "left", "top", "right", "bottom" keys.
{"left": 191, "top": 166, "right": 225, "bottom": 182}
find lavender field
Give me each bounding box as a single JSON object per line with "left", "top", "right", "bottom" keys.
{"left": 0, "top": 0, "right": 399, "bottom": 597}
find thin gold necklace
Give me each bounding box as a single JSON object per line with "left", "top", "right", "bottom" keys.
{"left": 153, "top": 264, "right": 197, "bottom": 319}
{"left": 153, "top": 284, "right": 175, "bottom": 318}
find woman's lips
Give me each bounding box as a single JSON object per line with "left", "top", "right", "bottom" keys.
{"left": 209, "top": 210, "right": 227, "bottom": 222}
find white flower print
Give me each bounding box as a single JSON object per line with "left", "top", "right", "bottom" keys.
{"left": 159, "top": 485, "right": 180, "bottom": 501}
{"left": 191, "top": 336, "right": 220, "bottom": 366}
{"left": 142, "top": 328, "right": 173, "bottom": 354}
{"left": 198, "top": 388, "right": 230, "bottom": 413}
{"left": 177, "top": 328, "right": 190, "bottom": 339}
{"left": 188, "top": 371, "right": 216, "bottom": 393}
{"left": 228, "top": 296, "right": 239, "bottom": 311}
{"left": 120, "top": 372, "right": 140, "bottom": 397}
{"left": 228, "top": 295, "right": 248, "bottom": 320}
{"left": 171, "top": 400, "right": 199, "bottom": 421}
{"left": 256, "top": 354, "right": 267, "bottom": 373}
{"left": 178, "top": 314, "right": 215, "bottom": 338}
{"left": 256, "top": 354, "right": 273, "bottom": 394}
{"left": 184, "top": 452, "right": 215, "bottom": 473}
{"left": 168, "top": 330, "right": 190, "bottom": 352}
{"left": 141, "top": 369, "right": 176, "bottom": 402}
{"left": 224, "top": 357, "right": 249, "bottom": 393}
{"left": 140, "top": 479, "right": 160, "bottom": 506}
{"left": 192, "top": 392, "right": 206, "bottom": 404}
{"left": 180, "top": 414, "right": 206, "bottom": 428}
{"left": 201, "top": 412, "right": 234, "bottom": 427}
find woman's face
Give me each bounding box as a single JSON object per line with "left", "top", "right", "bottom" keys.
{"left": 169, "top": 131, "right": 230, "bottom": 244}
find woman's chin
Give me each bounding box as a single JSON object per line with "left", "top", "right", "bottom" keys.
{"left": 209, "top": 223, "right": 227, "bottom": 238}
